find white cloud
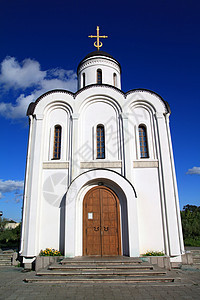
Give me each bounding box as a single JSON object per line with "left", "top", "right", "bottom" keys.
{"left": 186, "top": 167, "right": 200, "bottom": 175}
{"left": 0, "top": 179, "right": 24, "bottom": 204}
{"left": 14, "top": 192, "right": 23, "bottom": 204}
{"left": 0, "top": 57, "right": 46, "bottom": 89}
{"left": 0, "top": 179, "right": 24, "bottom": 194}
{"left": 0, "top": 93, "right": 36, "bottom": 119}
{"left": 0, "top": 57, "right": 77, "bottom": 119}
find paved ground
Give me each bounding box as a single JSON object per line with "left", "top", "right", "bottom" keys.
{"left": 0, "top": 265, "right": 200, "bottom": 299}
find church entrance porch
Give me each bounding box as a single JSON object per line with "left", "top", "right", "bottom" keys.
{"left": 83, "top": 186, "right": 121, "bottom": 256}
{"left": 65, "top": 169, "right": 139, "bottom": 257}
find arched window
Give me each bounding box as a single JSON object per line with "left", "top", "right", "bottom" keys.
{"left": 82, "top": 73, "right": 86, "bottom": 87}
{"left": 96, "top": 124, "right": 105, "bottom": 159}
{"left": 53, "top": 125, "right": 62, "bottom": 159}
{"left": 113, "top": 73, "right": 117, "bottom": 87}
{"left": 97, "top": 69, "right": 102, "bottom": 84}
{"left": 139, "top": 125, "right": 149, "bottom": 158}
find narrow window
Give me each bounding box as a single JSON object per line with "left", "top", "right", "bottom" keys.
{"left": 82, "top": 73, "right": 85, "bottom": 87}
{"left": 53, "top": 125, "right": 62, "bottom": 159}
{"left": 96, "top": 124, "right": 105, "bottom": 159}
{"left": 139, "top": 125, "right": 149, "bottom": 158}
{"left": 97, "top": 69, "right": 102, "bottom": 84}
{"left": 113, "top": 73, "right": 117, "bottom": 87}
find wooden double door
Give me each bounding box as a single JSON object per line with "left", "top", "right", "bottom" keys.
{"left": 83, "top": 186, "right": 121, "bottom": 256}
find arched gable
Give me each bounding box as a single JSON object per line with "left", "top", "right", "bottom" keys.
{"left": 27, "top": 90, "right": 74, "bottom": 116}
{"left": 125, "top": 89, "right": 170, "bottom": 115}
{"left": 27, "top": 86, "right": 170, "bottom": 117}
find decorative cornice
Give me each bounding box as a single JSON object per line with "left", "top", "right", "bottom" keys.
{"left": 78, "top": 58, "right": 121, "bottom": 74}
{"left": 27, "top": 89, "right": 74, "bottom": 116}
{"left": 125, "top": 89, "right": 171, "bottom": 114}
{"left": 80, "top": 161, "right": 122, "bottom": 169}
{"left": 77, "top": 51, "right": 121, "bottom": 74}
{"left": 43, "top": 161, "right": 69, "bottom": 169}
{"left": 75, "top": 84, "right": 124, "bottom": 97}
{"left": 27, "top": 86, "right": 170, "bottom": 116}
{"left": 133, "top": 160, "right": 159, "bottom": 168}
{"left": 35, "top": 89, "right": 74, "bottom": 103}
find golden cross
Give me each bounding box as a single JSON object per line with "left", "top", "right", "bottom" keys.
{"left": 88, "top": 26, "right": 108, "bottom": 50}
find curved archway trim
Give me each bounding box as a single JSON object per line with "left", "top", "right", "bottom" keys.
{"left": 64, "top": 169, "right": 140, "bottom": 258}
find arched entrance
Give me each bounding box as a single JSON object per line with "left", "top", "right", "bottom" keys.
{"left": 83, "top": 186, "right": 121, "bottom": 256}
{"left": 65, "top": 169, "right": 139, "bottom": 257}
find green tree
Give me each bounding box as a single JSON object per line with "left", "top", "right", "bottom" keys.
{"left": 0, "top": 219, "right": 21, "bottom": 250}
{"left": 0, "top": 217, "right": 8, "bottom": 231}
{"left": 181, "top": 205, "right": 200, "bottom": 246}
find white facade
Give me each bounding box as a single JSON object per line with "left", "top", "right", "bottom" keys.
{"left": 20, "top": 50, "right": 184, "bottom": 263}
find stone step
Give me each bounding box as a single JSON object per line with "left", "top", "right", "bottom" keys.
{"left": 61, "top": 257, "right": 142, "bottom": 265}
{"left": 49, "top": 264, "right": 153, "bottom": 271}
{"left": 0, "top": 259, "right": 12, "bottom": 263}
{"left": 0, "top": 261, "right": 12, "bottom": 266}
{"left": 192, "top": 255, "right": 200, "bottom": 259}
{"left": 189, "top": 249, "right": 200, "bottom": 252}
{"left": 24, "top": 276, "right": 179, "bottom": 284}
{"left": 27, "top": 257, "right": 179, "bottom": 285}
{"left": 37, "top": 270, "right": 166, "bottom": 277}
{"left": 189, "top": 250, "right": 200, "bottom": 255}
{"left": 0, "top": 254, "right": 12, "bottom": 266}
{"left": 0, "top": 254, "right": 12, "bottom": 260}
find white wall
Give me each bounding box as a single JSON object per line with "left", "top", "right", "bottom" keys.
{"left": 134, "top": 168, "right": 165, "bottom": 254}
{"left": 43, "top": 106, "right": 70, "bottom": 161}
{"left": 39, "top": 169, "right": 69, "bottom": 252}
{"left": 79, "top": 100, "right": 120, "bottom": 161}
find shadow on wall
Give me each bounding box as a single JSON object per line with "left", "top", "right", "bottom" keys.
{"left": 59, "top": 195, "right": 66, "bottom": 254}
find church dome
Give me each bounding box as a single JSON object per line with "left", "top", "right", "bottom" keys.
{"left": 77, "top": 50, "right": 121, "bottom": 90}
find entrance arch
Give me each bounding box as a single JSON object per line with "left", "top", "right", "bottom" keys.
{"left": 83, "top": 186, "right": 121, "bottom": 256}
{"left": 65, "top": 169, "right": 139, "bottom": 258}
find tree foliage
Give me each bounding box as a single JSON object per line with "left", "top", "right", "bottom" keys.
{"left": 0, "top": 217, "right": 8, "bottom": 231}
{"left": 0, "top": 217, "right": 21, "bottom": 250}
{"left": 181, "top": 205, "right": 200, "bottom": 246}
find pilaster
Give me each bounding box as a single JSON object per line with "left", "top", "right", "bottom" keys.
{"left": 22, "top": 116, "right": 44, "bottom": 256}
{"left": 155, "top": 112, "right": 181, "bottom": 256}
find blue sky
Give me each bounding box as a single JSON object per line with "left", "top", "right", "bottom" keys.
{"left": 0, "top": 0, "right": 199, "bottom": 222}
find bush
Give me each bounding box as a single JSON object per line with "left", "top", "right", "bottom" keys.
{"left": 0, "top": 224, "right": 21, "bottom": 250}
{"left": 184, "top": 237, "right": 200, "bottom": 247}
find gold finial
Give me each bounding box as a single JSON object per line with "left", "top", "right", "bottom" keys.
{"left": 88, "top": 26, "right": 108, "bottom": 50}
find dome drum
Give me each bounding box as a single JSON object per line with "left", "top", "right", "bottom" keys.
{"left": 77, "top": 51, "right": 121, "bottom": 90}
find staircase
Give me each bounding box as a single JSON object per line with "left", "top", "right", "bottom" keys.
{"left": 0, "top": 251, "right": 13, "bottom": 266}
{"left": 24, "top": 257, "right": 180, "bottom": 284}
{"left": 190, "top": 249, "right": 200, "bottom": 267}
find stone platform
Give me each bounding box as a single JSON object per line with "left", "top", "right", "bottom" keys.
{"left": 0, "top": 263, "right": 200, "bottom": 299}
{"left": 26, "top": 256, "right": 179, "bottom": 284}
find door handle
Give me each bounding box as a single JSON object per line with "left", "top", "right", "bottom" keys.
{"left": 104, "top": 226, "right": 109, "bottom": 231}
{"left": 94, "top": 226, "right": 100, "bottom": 231}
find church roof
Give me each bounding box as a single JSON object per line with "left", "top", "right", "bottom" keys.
{"left": 27, "top": 86, "right": 171, "bottom": 116}
{"left": 77, "top": 51, "right": 121, "bottom": 73}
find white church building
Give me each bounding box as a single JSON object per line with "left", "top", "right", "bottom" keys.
{"left": 20, "top": 28, "right": 184, "bottom": 266}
